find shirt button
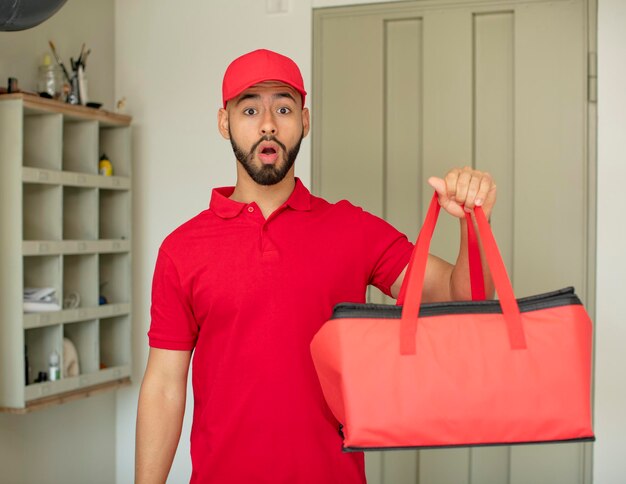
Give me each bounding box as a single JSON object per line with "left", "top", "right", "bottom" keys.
{"left": 248, "top": 206, "right": 254, "bottom": 213}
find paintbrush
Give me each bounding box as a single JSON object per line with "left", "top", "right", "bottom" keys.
{"left": 82, "top": 49, "right": 91, "bottom": 69}
{"left": 77, "top": 43, "right": 86, "bottom": 66}
{"left": 48, "top": 40, "right": 71, "bottom": 82}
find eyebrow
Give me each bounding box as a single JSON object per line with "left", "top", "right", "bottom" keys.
{"left": 235, "top": 92, "right": 297, "bottom": 106}
{"left": 236, "top": 93, "right": 260, "bottom": 105}
{"left": 274, "top": 92, "right": 297, "bottom": 103}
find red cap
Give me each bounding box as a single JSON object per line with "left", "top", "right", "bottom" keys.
{"left": 222, "top": 49, "right": 307, "bottom": 108}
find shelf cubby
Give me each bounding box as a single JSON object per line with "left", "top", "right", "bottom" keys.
{"left": 99, "top": 315, "right": 131, "bottom": 369}
{"left": 62, "top": 120, "right": 98, "bottom": 174}
{"left": 99, "top": 189, "right": 130, "bottom": 240}
{"left": 63, "top": 320, "right": 99, "bottom": 375}
{"left": 99, "top": 126, "right": 132, "bottom": 177}
{"left": 63, "top": 254, "right": 98, "bottom": 308}
{"left": 25, "top": 324, "right": 62, "bottom": 385}
{"left": 23, "top": 113, "right": 63, "bottom": 170}
{"left": 23, "top": 183, "right": 62, "bottom": 240}
{"left": 23, "top": 255, "right": 62, "bottom": 307}
{"left": 63, "top": 186, "right": 98, "bottom": 240}
{"left": 99, "top": 253, "right": 131, "bottom": 305}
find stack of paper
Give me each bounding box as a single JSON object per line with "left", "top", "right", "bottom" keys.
{"left": 23, "top": 287, "right": 61, "bottom": 313}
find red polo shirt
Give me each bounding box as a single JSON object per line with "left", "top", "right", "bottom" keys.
{"left": 149, "top": 178, "right": 414, "bottom": 483}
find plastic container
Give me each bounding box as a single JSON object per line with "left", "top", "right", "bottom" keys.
{"left": 37, "top": 54, "right": 64, "bottom": 100}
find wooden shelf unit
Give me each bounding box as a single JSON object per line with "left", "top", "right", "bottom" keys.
{"left": 0, "top": 93, "right": 132, "bottom": 411}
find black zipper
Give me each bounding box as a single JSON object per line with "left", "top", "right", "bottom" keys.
{"left": 331, "top": 287, "right": 581, "bottom": 320}
{"left": 342, "top": 435, "right": 595, "bottom": 453}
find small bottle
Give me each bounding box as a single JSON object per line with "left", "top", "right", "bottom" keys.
{"left": 99, "top": 153, "right": 113, "bottom": 176}
{"left": 49, "top": 350, "right": 61, "bottom": 381}
{"left": 67, "top": 72, "right": 81, "bottom": 105}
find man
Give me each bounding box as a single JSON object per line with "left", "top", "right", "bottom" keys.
{"left": 136, "top": 49, "right": 496, "bottom": 483}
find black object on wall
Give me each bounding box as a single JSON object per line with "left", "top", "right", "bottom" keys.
{"left": 0, "top": 0, "right": 68, "bottom": 32}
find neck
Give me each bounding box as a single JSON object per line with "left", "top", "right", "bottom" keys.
{"left": 230, "top": 165, "right": 296, "bottom": 219}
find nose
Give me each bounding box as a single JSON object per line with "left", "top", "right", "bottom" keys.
{"left": 260, "top": 110, "right": 277, "bottom": 136}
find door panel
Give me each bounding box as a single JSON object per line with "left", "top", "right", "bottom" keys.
{"left": 510, "top": 443, "right": 586, "bottom": 484}
{"left": 422, "top": 9, "right": 474, "bottom": 263}
{"left": 316, "top": 14, "right": 384, "bottom": 215}
{"left": 471, "top": 446, "right": 510, "bottom": 484}
{"left": 385, "top": 17, "right": 423, "bottom": 243}
{"left": 513, "top": 2, "right": 587, "bottom": 299}
{"left": 419, "top": 448, "right": 470, "bottom": 484}
{"left": 378, "top": 22, "right": 428, "bottom": 480}
{"left": 313, "top": 1, "right": 592, "bottom": 483}
{"left": 474, "top": 11, "right": 515, "bottom": 274}
{"left": 471, "top": 20, "right": 518, "bottom": 480}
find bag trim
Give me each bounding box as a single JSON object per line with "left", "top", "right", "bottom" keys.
{"left": 332, "top": 287, "right": 581, "bottom": 319}
{"left": 342, "top": 435, "right": 596, "bottom": 453}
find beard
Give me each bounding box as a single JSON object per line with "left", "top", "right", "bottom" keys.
{"left": 229, "top": 129, "right": 304, "bottom": 186}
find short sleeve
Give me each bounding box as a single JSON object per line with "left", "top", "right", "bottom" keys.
{"left": 148, "top": 248, "right": 198, "bottom": 350}
{"left": 360, "top": 210, "right": 414, "bottom": 297}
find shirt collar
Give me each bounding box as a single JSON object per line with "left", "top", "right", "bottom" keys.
{"left": 209, "top": 178, "right": 312, "bottom": 219}
{"left": 285, "top": 178, "right": 312, "bottom": 211}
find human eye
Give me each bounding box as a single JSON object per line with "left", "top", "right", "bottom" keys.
{"left": 277, "top": 106, "right": 291, "bottom": 115}
{"left": 243, "top": 107, "right": 258, "bottom": 116}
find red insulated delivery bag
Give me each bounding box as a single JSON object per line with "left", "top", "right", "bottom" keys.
{"left": 310, "top": 193, "right": 595, "bottom": 451}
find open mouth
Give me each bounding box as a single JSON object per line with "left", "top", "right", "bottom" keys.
{"left": 258, "top": 143, "right": 280, "bottom": 164}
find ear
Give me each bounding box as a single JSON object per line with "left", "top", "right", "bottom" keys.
{"left": 217, "top": 108, "right": 230, "bottom": 139}
{"left": 301, "top": 107, "right": 310, "bottom": 138}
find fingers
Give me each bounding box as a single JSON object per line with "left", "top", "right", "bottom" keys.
{"left": 427, "top": 176, "right": 447, "bottom": 198}
{"left": 428, "top": 176, "right": 465, "bottom": 218}
{"left": 475, "top": 175, "right": 495, "bottom": 207}
{"left": 443, "top": 170, "right": 460, "bottom": 201}
{"left": 431, "top": 167, "right": 496, "bottom": 218}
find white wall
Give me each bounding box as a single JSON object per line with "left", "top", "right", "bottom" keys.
{"left": 0, "top": 2, "right": 118, "bottom": 483}
{"left": 594, "top": 0, "right": 626, "bottom": 482}
{"left": 112, "top": 1, "right": 626, "bottom": 483}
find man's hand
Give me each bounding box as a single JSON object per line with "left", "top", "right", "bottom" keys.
{"left": 428, "top": 167, "right": 496, "bottom": 220}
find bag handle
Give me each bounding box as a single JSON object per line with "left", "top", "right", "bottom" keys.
{"left": 399, "top": 192, "right": 527, "bottom": 355}
{"left": 396, "top": 196, "right": 486, "bottom": 306}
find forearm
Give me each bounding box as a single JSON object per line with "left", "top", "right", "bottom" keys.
{"left": 423, "top": 166, "right": 496, "bottom": 301}
{"left": 135, "top": 374, "right": 187, "bottom": 483}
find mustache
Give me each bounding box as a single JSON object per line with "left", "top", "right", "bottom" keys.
{"left": 251, "top": 135, "right": 287, "bottom": 154}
